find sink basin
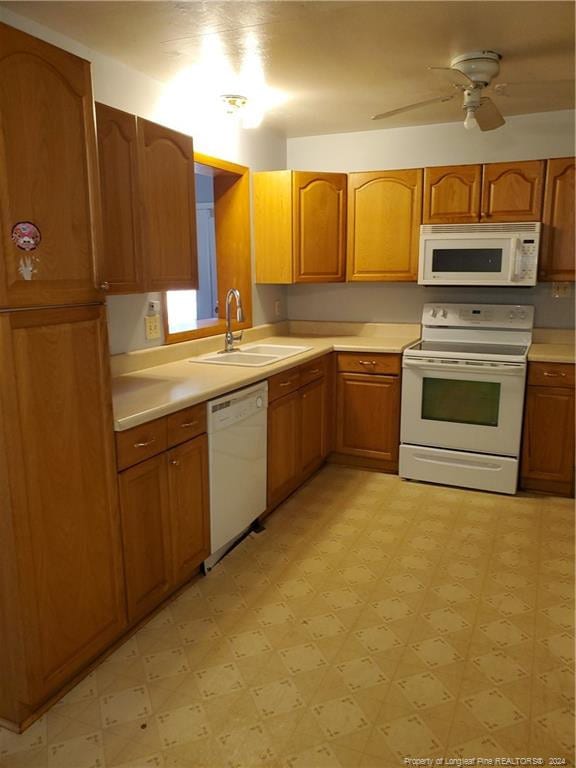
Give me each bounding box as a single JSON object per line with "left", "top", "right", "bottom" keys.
{"left": 190, "top": 343, "right": 312, "bottom": 368}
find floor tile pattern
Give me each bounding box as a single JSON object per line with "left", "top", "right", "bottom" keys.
{"left": 1, "top": 467, "right": 574, "bottom": 767}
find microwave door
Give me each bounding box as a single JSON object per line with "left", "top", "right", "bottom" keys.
{"left": 420, "top": 237, "right": 514, "bottom": 284}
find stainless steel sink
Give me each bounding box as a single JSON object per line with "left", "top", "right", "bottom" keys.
{"left": 190, "top": 344, "right": 312, "bottom": 368}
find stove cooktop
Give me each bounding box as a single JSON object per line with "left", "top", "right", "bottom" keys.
{"left": 409, "top": 340, "right": 528, "bottom": 358}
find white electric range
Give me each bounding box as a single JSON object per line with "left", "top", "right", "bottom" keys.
{"left": 399, "top": 303, "right": 534, "bottom": 495}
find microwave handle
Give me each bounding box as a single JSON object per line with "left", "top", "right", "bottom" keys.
{"left": 508, "top": 237, "right": 521, "bottom": 282}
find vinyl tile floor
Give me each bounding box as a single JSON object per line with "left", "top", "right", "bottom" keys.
{"left": 1, "top": 466, "right": 574, "bottom": 768}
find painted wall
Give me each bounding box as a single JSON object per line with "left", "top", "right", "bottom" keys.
{"left": 286, "top": 110, "right": 575, "bottom": 329}
{"left": 0, "top": 7, "right": 287, "bottom": 355}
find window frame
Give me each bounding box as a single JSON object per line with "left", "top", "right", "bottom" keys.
{"left": 162, "top": 153, "right": 252, "bottom": 345}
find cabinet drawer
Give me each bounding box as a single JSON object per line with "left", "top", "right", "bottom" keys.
{"left": 268, "top": 368, "right": 302, "bottom": 402}
{"left": 166, "top": 404, "right": 207, "bottom": 448}
{"left": 300, "top": 356, "right": 327, "bottom": 386}
{"left": 528, "top": 362, "right": 575, "bottom": 388}
{"left": 337, "top": 352, "right": 400, "bottom": 375}
{"left": 116, "top": 418, "right": 167, "bottom": 470}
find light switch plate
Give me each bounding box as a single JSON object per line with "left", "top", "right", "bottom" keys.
{"left": 145, "top": 314, "right": 161, "bottom": 340}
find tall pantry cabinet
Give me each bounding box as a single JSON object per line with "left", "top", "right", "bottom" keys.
{"left": 0, "top": 23, "right": 125, "bottom": 731}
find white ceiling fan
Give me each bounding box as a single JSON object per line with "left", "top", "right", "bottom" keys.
{"left": 371, "top": 50, "right": 509, "bottom": 131}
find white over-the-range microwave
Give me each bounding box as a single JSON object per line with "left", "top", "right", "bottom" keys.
{"left": 418, "top": 222, "right": 541, "bottom": 286}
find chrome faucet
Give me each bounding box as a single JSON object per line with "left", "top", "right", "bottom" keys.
{"left": 222, "top": 288, "right": 244, "bottom": 353}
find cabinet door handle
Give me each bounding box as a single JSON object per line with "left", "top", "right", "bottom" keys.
{"left": 359, "top": 360, "right": 377, "bottom": 366}
{"left": 180, "top": 420, "right": 198, "bottom": 428}
{"left": 309, "top": 368, "right": 320, "bottom": 374}
{"left": 169, "top": 459, "right": 180, "bottom": 466}
{"left": 543, "top": 371, "right": 567, "bottom": 377}
{"left": 100, "top": 281, "right": 110, "bottom": 290}
{"left": 279, "top": 380, "right": 292, "bottom": 387}
{"left": 133, "top": 438, "right": 156, "bottom": 448}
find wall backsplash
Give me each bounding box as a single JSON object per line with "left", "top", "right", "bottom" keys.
{"left": 286, "top": 282, "right": 575, "bottom": 329}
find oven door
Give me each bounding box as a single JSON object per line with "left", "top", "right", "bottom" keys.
{"left": 419, "top": 235, "right": 519, "bottom": 285}
{"left": 401, "top": 357, "right": 526, "bottom": 456}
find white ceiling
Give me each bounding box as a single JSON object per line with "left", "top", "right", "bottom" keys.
{"left": 4, "top": 1, "right": 575, "bottom": 137}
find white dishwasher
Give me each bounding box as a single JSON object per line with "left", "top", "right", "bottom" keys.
{"left": 205, "top": 381, "right": 268, "bottom": 570}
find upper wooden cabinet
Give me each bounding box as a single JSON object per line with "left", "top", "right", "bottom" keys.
{"left": 540, "top": 157, "right": 575, "bottom": 282}
{"left": 347, "top": 169, "right": 422, "bottom": 281}
{"left": 423, "top": 164, "right": 481, "bottom": 224}
{"left": 0, "top": 305, "right": 125, "bottom": 725}
{"left": 95, "top": 104, "right": 144, "bottom": 293}
{"left": 254, "top": 171, "right": 347, "bottom": 283}
{"left": 481, "top": 160, "right": 544, "bottom": 221}
{"left": 138, "top": 118, "right": 199, "bottom": 292}
{"left": 96, "top": 108, "right": 199, "bottom": 293}
{"left": 423, "top": 161, "right": 545, "bottom": 224}
{"left": 0, "top": 23, "right": 101, "bottom": 309}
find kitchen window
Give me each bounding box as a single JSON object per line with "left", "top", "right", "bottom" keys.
{"left": 163, "top": 154, "right": 252, "bottom": 344}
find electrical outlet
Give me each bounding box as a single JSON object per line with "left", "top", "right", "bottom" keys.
{"left": 145, "top": 314, "right": 161, "bottom": 340}
{"left": 552, "top": 282, "right": 571, "bottom": 299}
{"left": 274, "top": 300, "right": 282, "bottom": 317}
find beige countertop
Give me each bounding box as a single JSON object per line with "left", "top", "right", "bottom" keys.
{"left": 527, "top": 343, "right": 575, "bottom": 364}
{"left": 112, "top": 332, "right": 419, "bottom": 431}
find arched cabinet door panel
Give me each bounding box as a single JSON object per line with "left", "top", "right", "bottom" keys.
{"left": 348, "top": 169, "right": 422, "bottom": 281}
{"left": 423, "top": 165, "right": 481, "bottom": 223}
{"left": 481, "top": 160, "right": 544, "bottom": 221}
{"left": 540, "top": 157, "right": 575, "bottom": 282}
{"left": 0, "top": 22, "right": 101, "bottom": 308}
{"left": 293, "top": 172, "right": 347, "bottom": 282}
{"left": 95, "top": 103, "right": 144, "bottom": 293}
{"left": 137, "top": 118, "right": 198, "bottom": 292}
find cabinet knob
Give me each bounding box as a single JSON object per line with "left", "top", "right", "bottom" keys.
{"left": 100, "top": 281, "right": 110, "bottom": 291}
{"left": 169, "top": 459, "right": 180, "bottom": 466}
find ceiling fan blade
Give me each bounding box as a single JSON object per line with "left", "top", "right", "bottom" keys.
{"left": 428, "top": 66, "right": 474, "bottom": 88}
{"left": 372, "top": 94, "right": 456, "bottom": 121}
{"left": 475, "top": 97, "right": 506, "bottom": 131}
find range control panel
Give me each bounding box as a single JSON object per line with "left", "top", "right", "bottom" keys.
{"left": 423, "top": 303, "right": 534, "bottom": 330}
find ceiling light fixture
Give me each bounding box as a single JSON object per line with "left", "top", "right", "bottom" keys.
{"left": 220, "top": 94, "right": 248, "bottom": 115}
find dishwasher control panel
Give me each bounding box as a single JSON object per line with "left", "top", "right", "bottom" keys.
{"left": 208, "top": 382, "right": 268, "bottom": 432}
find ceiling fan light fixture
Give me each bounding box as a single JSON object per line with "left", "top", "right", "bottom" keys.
{"left": 463, "top": 107, "right": 479, "bottom": 130}
{"left": 220, "top": 94, "right": 248, "bottom": 115}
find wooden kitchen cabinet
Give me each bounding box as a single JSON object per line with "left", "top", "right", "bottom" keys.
{"left": 0, "top": 305, "right": 126, "bottom": 728}
{"left": 347, "top": 169, "right": 422, "bottom": 281}
{"left": 254, "top": 171, "right": 347, "bottom": 283}
{"left": 116, "top": 409, "right": 210, "bottom": 622}
{"left": 95, "top": 104, "right": 144, "bottom": 293}
{"left": 334, "top": 353, "right": 401, "bottom": 470}
{"left": 138, "top": 118, "right": 199, "bottom": 292}
{"left": 266, "top": 355, "right": 331, "bottom": 510}
{"left": 168, "top": 435, "right": 210, "bottom": 587}
{"left": 540, "top": 157, "right": 575, "bottom": 282}
{"left": 481, "top": 160, "right": 544, "bottom": 221}
{"left": 423, "top": 160, "right": 544, "bottom": 224}
{"left": 267, "top": 389, "right": 302, "bottom": 508}
{"left": 300, "top": 377, "right": 326, "bottom": 476}
{"left": 423, "top": 164, "right": 481, "bottom": 223}
{"left": 520, "top": 362, "right": 575, "bottom": 497}
{"left": 119, "top": 454, "right": 173, "bottom": 623}
{"left": 0, "top": 23, "right": 102, "bottom": 309}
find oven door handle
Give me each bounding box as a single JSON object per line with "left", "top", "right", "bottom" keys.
{"left": 403, "top": 358, "right": 525, "bottom": 376}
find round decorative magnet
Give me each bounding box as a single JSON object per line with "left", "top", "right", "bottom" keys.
{"left": 11, "top": 221, "right": 41, "bottom": 251}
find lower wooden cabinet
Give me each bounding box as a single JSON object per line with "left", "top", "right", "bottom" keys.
{"left": 118, "top": 430, "right": 210, "bottom": 624}
{"left": 520, "top": 362, "right": 575, "bottom": 497}
{"left": 333, "top": 353, "right": 401, "bottom": 471}
{"left": 168, "top": 435, "right": 210, "bottom": 588}
{"left": 0, "top": 305, "right": 126, "bottom": 728}
{"left": 118, "top": 455, "right": 173, "bottom": 623}
{"left": 267, "top": 357, "right": 329, "bottom": 509}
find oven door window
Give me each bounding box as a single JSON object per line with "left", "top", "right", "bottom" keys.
{"left": 431, "top": 248, "right": 503, "bottom": 273}
{"left": 422, "top": 377, "right": 501, "bottom": 427}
